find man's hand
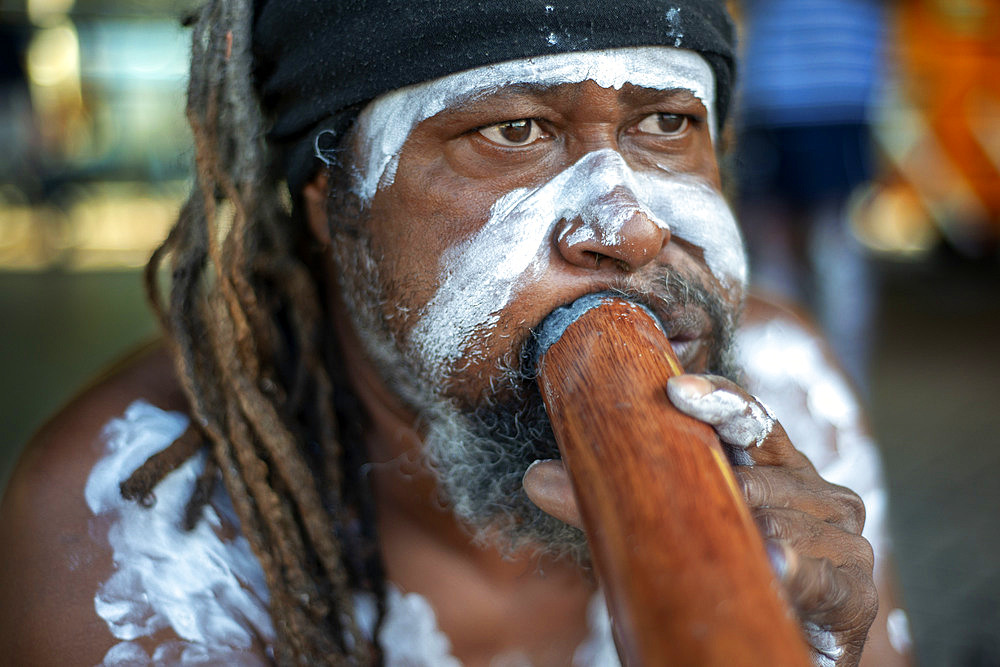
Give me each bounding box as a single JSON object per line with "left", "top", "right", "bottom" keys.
{"left": 523, "top": 373, "right": 878, "bottom": 667}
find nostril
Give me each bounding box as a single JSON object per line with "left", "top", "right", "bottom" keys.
{"left": 582, "top": 251, "right": 631, "bottom": 272}
{"left": 554, "top": 207, "right": 668, "bottom": 272}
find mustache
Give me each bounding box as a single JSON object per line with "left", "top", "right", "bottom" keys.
{"left": 516, "top": 265, "right": 738, "bottom": 385}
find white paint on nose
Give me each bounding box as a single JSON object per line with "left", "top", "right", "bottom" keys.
{"left": 409, "top": 149, "right": 746, "bottom": 380}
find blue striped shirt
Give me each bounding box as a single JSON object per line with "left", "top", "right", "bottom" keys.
{"left": 738, "top": 0, "right": 887, "bottom": 126}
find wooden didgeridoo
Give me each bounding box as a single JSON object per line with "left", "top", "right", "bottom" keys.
{"left": 533, "top": 294, "right": 811, "bottom": 666}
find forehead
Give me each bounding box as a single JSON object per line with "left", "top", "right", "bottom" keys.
{"left": 349, "top": 46, "right": 716, "bottom": 202}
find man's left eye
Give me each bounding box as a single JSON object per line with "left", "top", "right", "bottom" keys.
{"left": 477, "top": 119, "right": 545, "bottom": 146}
{"left": 635, "top": 113, "right": 689, "bottom": 136}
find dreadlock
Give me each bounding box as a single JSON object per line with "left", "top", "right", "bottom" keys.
{"left": 121, "top": 0, "right": 386, "bottom": 663}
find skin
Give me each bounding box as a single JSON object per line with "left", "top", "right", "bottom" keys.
{"left": 349, "top": 80, "right": 735, "bottom": 405}
{"left": 0, "top": 72, "right": 912, "bottom": 666}
{"left": 302, "top": 77, "right": 903, "bottom": 665}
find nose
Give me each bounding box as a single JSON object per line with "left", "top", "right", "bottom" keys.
{"left": 555, "top": 186, "right": 669, "bottom": 272}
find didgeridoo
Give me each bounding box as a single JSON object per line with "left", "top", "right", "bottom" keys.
{"left": 533, "top": 294, "right": 811, "bottom": 666}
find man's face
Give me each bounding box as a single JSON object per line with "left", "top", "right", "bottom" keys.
{"left": 327, "top": 47, "right": 746, "bottom": 557}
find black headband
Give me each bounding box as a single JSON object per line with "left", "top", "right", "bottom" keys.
{"left": 253, "top": 0, "right": 737, "bottom": 193}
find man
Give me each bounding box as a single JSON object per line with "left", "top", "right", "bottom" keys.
{"left": 0, "top": 1, "right": 911, "bottom": 665}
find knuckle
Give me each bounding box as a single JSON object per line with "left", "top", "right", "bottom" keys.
{"left": 828, "top": 485, "right": 866, "bottom": 534}
{"left": 739, "top": 469, "right": 771, "bottom": 506}
{"left": 755, "top": 509, "right": 787, "bottom": 539}
{"left": 852, "top": 534, "right": 876, "bottom": 574}
{"left": 841, "top": 568, "right": 879, "bottom": 633}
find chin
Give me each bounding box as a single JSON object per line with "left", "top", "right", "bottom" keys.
{"left": 416, "top": 381, "right": 593, "bottom": 563}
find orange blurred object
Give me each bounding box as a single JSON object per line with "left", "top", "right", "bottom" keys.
{"left": 894, "top": 0, "right": 1000, "bottom": 242}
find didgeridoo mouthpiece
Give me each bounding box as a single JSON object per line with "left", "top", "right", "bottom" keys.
{"left": 533, "top": 294, "right": 811, "bottom": 666}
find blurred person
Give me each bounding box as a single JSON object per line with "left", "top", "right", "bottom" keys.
{"left": 0, "top": 1, "right": 911, "bottom": 665}
{"left": 735, "top": 0, "right": 887, "bottom": 388}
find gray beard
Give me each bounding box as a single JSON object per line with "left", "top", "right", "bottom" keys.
{"left": 330, "top": 212, "right": 740, "bottom": 565}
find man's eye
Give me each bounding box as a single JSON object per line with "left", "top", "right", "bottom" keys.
{"left": 636, "top": 113, "right": 689, "bottom": 136}
{"left": 477, "top": 119, "right": 545, "bottom": 146}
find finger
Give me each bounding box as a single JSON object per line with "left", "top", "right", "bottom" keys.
{"left": 521, "top": 459, "right": 583, "bottom": 529}
{"left": 768, "top": 540, "right": 878, "bottom": 640}
{"left": 757, "top": 508, "right": 875, "bottom": 573}
{"left": 667, "top": 375, "right": 799, "bottom": 466}
{"left": 737, "top": 467, "right": 867, "bottom": 535}
{"left": 766, "top": 544, "right": 855, "bottom": 667}
{"left": 757, "top": 508, "right": 874, "bottom": 571}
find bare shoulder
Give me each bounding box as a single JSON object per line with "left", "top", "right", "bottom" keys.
{"left": 739, "top": 294, "right": 914, "bottom": 666}
{"left": 737, "top": 290, "right": 885, "bottom": 544}
{"left": 742, "top": 290, "right": 828, "bottom": 344}
{"left": 0, "top": 344, "right": 189, "bottom": 663}
{"left": 737, "top": 290, "right": 860, "bottom": 399}
{"left": 736, "top": 288, "right": 874, "bottom": 458}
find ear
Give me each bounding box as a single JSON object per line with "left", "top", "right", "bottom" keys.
{"left": 302, "top": 172, "right": 331, "bottom": 246}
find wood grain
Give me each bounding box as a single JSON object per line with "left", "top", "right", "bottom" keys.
{"left": 536, "top": 298, "right": 811, "bottom": 666}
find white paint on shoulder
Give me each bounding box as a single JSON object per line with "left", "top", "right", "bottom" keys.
{"left": 355, "top": 585, "right": 462, "bottom": 667}
{"left": 85, "top": 400, "right": 274, "bottom": 664}
{"left": 409, "top": 148, "right": 745, "bottom": 379}
{"left": 736, "top": 318, "right": 889, "bottom": 559}
{"left": 887, "top": 608, "right": 912, "bottom": 655}
{"left": 350, "top": 46, "right": 717, "bottom": 202}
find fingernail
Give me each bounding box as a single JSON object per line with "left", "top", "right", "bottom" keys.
{"left": 523, "top": 459, "right": 562, "bottom": 483}
{"left": 765, "top": 540, "right": 787, "bottom": 580}
{"left": 667, "top": 375, "right": 714, "bottom": 400}
{"left": 526, "top": 459, "right": 555, "bottom": 473}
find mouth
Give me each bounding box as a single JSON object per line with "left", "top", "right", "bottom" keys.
{"left": 530, "top": 290, "right": 711, "bottom": 372}
{"left": 653, "top": 306, "right": 712, "bottom": 370}
{"left": 666, "top": 338, "right": 697, "bottom": 368}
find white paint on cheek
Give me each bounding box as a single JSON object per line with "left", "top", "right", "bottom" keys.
{"left": 352, "top": 46, "right": 716, "bottom": 202}
{"left": 85, "top": 401, "right": 274, "bottom": 663}
{"left": 639, "top": 169, "right": 748, "bottom": 286}
{"left": 409, "top": 148, "right": 745, "bottom": 378}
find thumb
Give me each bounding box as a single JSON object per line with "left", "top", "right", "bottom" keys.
{"left": 522, "top": 459, "right": 584, "bottom": 529}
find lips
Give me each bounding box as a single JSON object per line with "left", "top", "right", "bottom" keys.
{"left": 645, "top": 302, "right": 711, "bottom": 370}
{"left": 532, "top": 290, "right": 713, "bottom": 372}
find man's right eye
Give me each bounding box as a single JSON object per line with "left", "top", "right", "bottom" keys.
{"left": 477, "top": 119, "right": 546, "bottom": 147}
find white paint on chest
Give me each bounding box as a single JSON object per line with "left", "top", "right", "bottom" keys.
{"left": 350, "top": 46, "right": 717, "bottom": 203}
{"left": 408, "top": 148, "right": 745, "bottom": 379}
{"left": 85, "top": 401, "right": 274, "bottom": 664}
{"left": 84, "top": 402, "right": 621, "bottom": 664}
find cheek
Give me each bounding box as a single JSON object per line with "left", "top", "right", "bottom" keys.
{"left": 364, "top": 160, "right": 511, "bottom": 338}
{"left": 638, "top": 175, "right": 747, "bottom": 288}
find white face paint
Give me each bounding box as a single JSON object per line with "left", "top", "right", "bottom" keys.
{"left": 347, "top": 46, "right": 745, "bottom": 382}
{"left": 407, "top": 148, "right": 746, "bottom": 379}
{"left": 85, "top": 401, "right": 274, "bottom": 664}
{"left": 349, "top": 46, "right": 717, "bottom": 202}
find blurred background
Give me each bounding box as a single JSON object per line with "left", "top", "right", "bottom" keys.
{"left": 0, "top": 0, "right": 998, "bottom": 664}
